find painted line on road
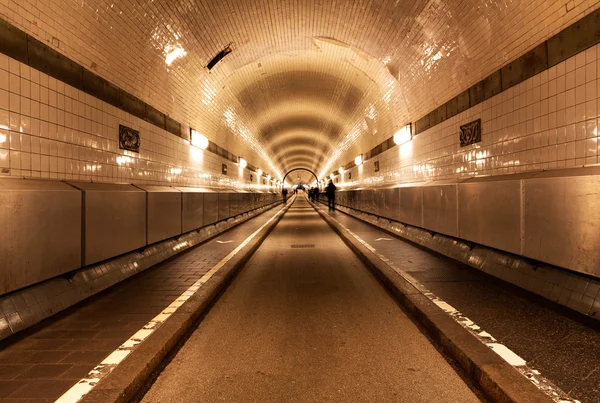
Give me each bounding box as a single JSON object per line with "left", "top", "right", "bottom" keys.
{"left": 55, "top": 204, "right": 289, "bottom": 403}
{"left": 314, "top": 203, "right": 578, "bottom": 403}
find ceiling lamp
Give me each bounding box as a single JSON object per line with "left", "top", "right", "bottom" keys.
{"left": 355, "top": 154, "right": 363, "bottom": 166}
{"left": 238, "top": 157, "right": 247, "bottom": 168}
{"left": 207, "top": 44, "right": 232, "bottom": 70}
{"left": 338, "top": 167, "right": 344, "bottom": 173}
{"left": 190, "top": 129, "right": 209, "bottom": 149}
{"left": 393, "top": 124, "right": 412, "bottom": 145}
{"left": 329, "top": 173, "right": 334, "bottom": 179}
{"left": 257, "top": 168, "right": 262, "bottom": 176}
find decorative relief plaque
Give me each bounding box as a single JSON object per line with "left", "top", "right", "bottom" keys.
{"left": 222, "top": 164, "right": 228, "bottom": 175}
{"left": 374, "top": 160, "right": 380, "bottom": 172}
{"left": 460, "top": 119, "right": 481, "bottom": 147}
{"left": 119, "top": 125, "right": 140, "bottom": 152}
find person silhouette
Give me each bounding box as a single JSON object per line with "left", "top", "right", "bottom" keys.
{"left": 325, "top": 180, "right": 336, "bottom": 211}
{"left": 282, "top": 187, "right": 288, "bottom": 204}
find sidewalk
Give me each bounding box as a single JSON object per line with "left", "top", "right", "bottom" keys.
{"left": 0, "top": 203, "right": 287, "bottom": 401}
{"left": 315, "top": 202, "right": 600, "bottom": 403}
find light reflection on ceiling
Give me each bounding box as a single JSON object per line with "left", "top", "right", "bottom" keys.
{"left": 7, "top": 0, "right": 596, "bottom": 182}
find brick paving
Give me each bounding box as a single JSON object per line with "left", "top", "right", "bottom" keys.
{"left": 0, "top": 205, "right": 284, "bottom": 401}
{"left": 321, "top": 206, "right": 600, "bottom": 403}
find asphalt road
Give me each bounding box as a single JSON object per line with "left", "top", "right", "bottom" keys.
{"left": 141, "top": 198, "right": 480, "bottom": 402}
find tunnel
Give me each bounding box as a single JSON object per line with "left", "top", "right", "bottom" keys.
{"left": 0, "top": 1, "right": 599, "bottom": 402}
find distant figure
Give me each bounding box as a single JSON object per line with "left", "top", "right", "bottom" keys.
{"left": 325, "top": 180, "right": 336, "bottom": 211}
{"left": 294, "top": 188, "right": 298, "bottom": 194}
{"left": 314, "top": 187, "right": 319, "bottom": 202}
{"left": 282, "top": 188, "right": 288, "bottom": 204}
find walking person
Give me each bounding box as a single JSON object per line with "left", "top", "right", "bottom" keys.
{"left": 325, "top": 180, "right": 336, "bottom": 211}
{"left": 282, "top": 187, "right": 288, "bottom": 204}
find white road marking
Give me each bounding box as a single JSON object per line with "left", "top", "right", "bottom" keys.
{"left": 216, "top": 240, "right": 233, "bottom": 244}
{"left": 312, "top": 202, "right": 576, "bottom": 403}
{"left": 375, "top": 237, "right": 393, "bottom": 241}
{"left": 55, "top": 204, "right": 289, "bottom": 403}
{"left": 487, "top": 344, "right": 527, "bottom": 366}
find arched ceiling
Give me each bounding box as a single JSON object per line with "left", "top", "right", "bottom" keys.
{"left": 287, "top": 170, "right": 317, "bottom": 187}
{"left": 10, "top": 0, "right": 593, "bottom": 180}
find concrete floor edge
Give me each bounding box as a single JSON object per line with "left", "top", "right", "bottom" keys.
{"left": 77, "top": 198, "right": 296, "bottom": 403}
{"left": 322, "top": 202, "right": 600, "bottom": 321}
{"left": 309, "top": 199, "right": 552, "bottom": 403}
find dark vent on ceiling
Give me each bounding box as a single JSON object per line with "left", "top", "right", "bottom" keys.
{"left": 291, "top": 244, "right": 315, "bottom": 248}
{"left": 207, "top": 44, "right": 232, "bottom": 70}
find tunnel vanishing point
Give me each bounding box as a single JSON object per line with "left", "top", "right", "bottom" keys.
{"left": 0, "top": 1, "right": 600, "bottom": 402}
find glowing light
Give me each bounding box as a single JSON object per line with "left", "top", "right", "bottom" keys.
{"left": 355, "top": 155, "right": 363, "bottom": 166}
{"left": 330, "top": 173, "right": 334, "bottom": 179}
{"left": 165, "top": 45, "right": 187, "bottom": 66}
{"left": 266, "top": 174, "right": 271, "bottom": 180}
{"left": 170, "top": 167, "right": 182, "bottom": 175}
{"left": 257, "top": 168, "right": 262, "bottom": 176}
{"left": 0, "top": 133, "right": 6, "bottom": 143}
{"left": 394, "top": 124, "right": 412, "bottom": 145}
{"left": 190, "top": 146, "right": 203, "bottom": 162}
{"left": 400, "top": 141, "right": 413, "bottom": 159}
{"left": 238, "top": 158, "right": 247, "bottom": 168}
{"left": 190, "top": 129, "right": 209, "bottom": 149}
{"left": 116, "top": 156, "right": 132, "bottom": 165}
{"left": 338, "top": 167, "right": 344, "bottom": 173}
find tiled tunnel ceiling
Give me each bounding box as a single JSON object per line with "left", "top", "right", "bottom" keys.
{"left": 288, "top": 170, "right": 317, "bottom": 186}
{"left": 5, "top": 0, "right": 595, "bottom": 179}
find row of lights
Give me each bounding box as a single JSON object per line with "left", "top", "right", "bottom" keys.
{"left": 190, "top": 128, "right": 280, "bottom": 185}
{"left": 330, "top": 124, "right": 412, "bottom": 178}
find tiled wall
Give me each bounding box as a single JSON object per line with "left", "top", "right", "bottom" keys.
{"left": 338, "top": 42, "right": 600, "bottom": 188}
{"left": 2, "top": 1, "right": 599, "bottom": 181}
{"left": 0, "top": 53, "right": 277, "bottom": 190}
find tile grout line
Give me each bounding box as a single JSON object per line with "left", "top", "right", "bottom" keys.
{"left": 313, "top": 202, "right": 579, "bottom": 403}
{"left": 54, "top": 203, "right": 290, "bottom": 403}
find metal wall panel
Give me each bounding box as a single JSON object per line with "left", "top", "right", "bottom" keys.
{"left": 203, "top": 193, "right": 219, "bottom": 225}
{"left": 458, "top": 178, "right": 522, "bottom": 254}
{"left": 239, "top": 193, "right": 249, "bottom": 214}
{"left": 0, "top": 179, "right": 81, "bottom": 295}
{"left": 523, "top": 169, "right": 600, "bottom": 277}
{"left": 178, "top": 188, "right": 204, "bottom": 232}
{"left": 218, "top": 193, "right": 230, "bottom": 221}
{"left": 230, "top": 193, "right": 239, "bottom": 217}
{"left": 69, "top": 182, "right": 146, "bottom": 266}
{"left": 338, "top": 191, "right": 347, "bottom": 207}
{"left": 362, "top": 190, "right": 374, "bottom": 214}
{"left": 382, "top": 188, "right": 400, "bottom": 221}
{"left": 372, "top": 189, "right": 385, "bottom": 217}
{"left": 349, "top": 190, "right": 358, "bottom": 209}
{"left": 422, "top": 184, "right": 458, "bottom": 237}
{"left": 137, "top": 186, "right": 182, "bottom": 245}
{"left": 398, "top": 187, "right": 423, "bottom": 227}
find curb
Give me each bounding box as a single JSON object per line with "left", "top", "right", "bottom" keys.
{"left": 79, "top": 198, "right": 295, "bottom": 403}
{"left": 310, "top": 201, "right": 552, "bottom": 403}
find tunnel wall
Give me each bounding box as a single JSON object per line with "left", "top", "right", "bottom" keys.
{"left": 0, "top": 47, "right": 277, "bottom": 190}
{"left": 0, "top": 176, "right": 282, "bottom": 296}
{"left": 325, "top": 167, "right": 600, "bottom": 317}
{"left": 333, "top": 11, "right": 600, "bottom": 188}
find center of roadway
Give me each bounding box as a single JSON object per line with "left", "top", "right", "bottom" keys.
{"left": 140, "top": 197, "right": 480, "bottom": 402}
